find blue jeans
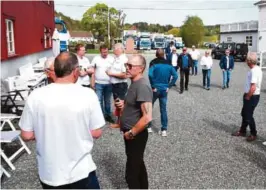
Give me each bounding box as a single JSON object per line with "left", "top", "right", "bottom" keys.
{"left": 192, "top": 60, "right": 198, "bottom": 75}
{"left": 95, "top": 83, "right": 112, "bottom": 116}
{"left": 148, "top": 89, "right": 168, "bottom": 131}
{"left": 222, "top": 70, "right": 231, "bottom": 87}
{"left": 202, "top": 69, "right": 211, "bottom": 88}
{"left": 40, "top": 171, "right": 100, "bottom": 189}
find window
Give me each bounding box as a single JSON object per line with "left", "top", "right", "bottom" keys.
{"left": 5, "top": 19, "right": 15, "bottom": 56}
{"left": 226, "top": 37, "right": 232, "bottom": 42}
{"left": 44, "top": 27, "right": 52, "bottom": 48}
{"left": 246, "top": 36, "right": 252, "bottom": 46}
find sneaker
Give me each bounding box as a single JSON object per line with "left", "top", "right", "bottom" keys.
{"left": 147, "top": 128, "right": 153, "bottom": 133}
{"left": 105, "top": 115, "right": 115, "bottom": 123}
{"left": 179, "top": 91, "right": 183, "bottom": 94}
{"left": 161, "top": 130, "right": 167, "bottom": 137}
{"left": 246, "top": 135, "right": 257, "bottom": 142}
{"left": 206, "top": 87, "right": 210, "bottom": 91}
{"left": 222, "top": 86, "right": 226, "bottom": 90}
{"left": 262, "top": 141, "right": 266, "bottom": 146}
{"left": 232, "top": 131, "right": 246, "bottom": 137}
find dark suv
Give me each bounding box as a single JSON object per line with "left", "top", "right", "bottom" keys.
{"left": 211, "top": 42, "right": 248, "bottom": 61}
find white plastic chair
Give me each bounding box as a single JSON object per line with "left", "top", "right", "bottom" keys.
{"left": 0, "top": 113, "right": 31, "bottom": 171}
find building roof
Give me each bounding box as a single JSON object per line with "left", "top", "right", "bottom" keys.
{"left": 69, "top": 31, "right": 93, "bottom": 38}
{"left": 254, "top": 0, "right": 266, "bottom": 6}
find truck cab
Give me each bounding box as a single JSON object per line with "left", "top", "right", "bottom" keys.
{"left": 152, "top": 37, "right": 165, "bottom": 49}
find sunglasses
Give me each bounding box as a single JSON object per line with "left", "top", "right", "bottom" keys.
{"left": 125, "top": 63, "right": 143, "bottom": 70}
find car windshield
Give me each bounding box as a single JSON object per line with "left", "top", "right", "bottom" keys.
{"left": 155, "top": 38, "right": 164, "bottom": 42}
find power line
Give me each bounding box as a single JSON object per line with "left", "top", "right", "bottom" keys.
{"left": 55, "top": 4, "right": 254, "bottom": 10}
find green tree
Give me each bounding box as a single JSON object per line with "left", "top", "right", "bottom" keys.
{"left": 180, "top": 16, "right": 205, "bottom": 47}
{"left": 81, "top": 3, "right": 122, "bottom": 42}
{"left": 167, "top": 28, "right": 180, "bottom": 37}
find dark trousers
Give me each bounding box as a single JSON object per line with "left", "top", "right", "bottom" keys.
{"left": 40, "top": 171, "right": 100, "bottom": 189}
{"left": 180, "top": 69, "right": 190, "bottom": 91}
{"left": 124, "top": 129, "right": 148, "bottom": 189}
{"left": 240, "top": 94, "right": 260, "bottom": 136}
{"left": 112, "top": 82, "right": 128, "bottom": 100}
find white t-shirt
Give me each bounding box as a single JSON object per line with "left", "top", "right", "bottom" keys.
{"left": 244, "top": 65, "right": 263, "bottom": 95}
{"left": 172, "top": 54, "right": 178, "bottom": 67}
{"left": 200, "top": 56, "right": 213, "bottom": 70}
{"left": 226, "top": 56, "right": 229, "bottom": 69}
{"left": 19, "top": 83, "right": 105, "bottom": 186}
{"left": 189, "top": 50, "right": 200, "bottom": 60}
{"left": 76, "top": 56, "right": 93, "bottom": 86}
{"left": 110, "top": 54, "right": 128, "bottom": 84}
{"left": 91, "top": 55, "right": 114, "bottom": 84}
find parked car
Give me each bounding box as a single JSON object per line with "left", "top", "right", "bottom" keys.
{"left": 211, "top": 42, "right": 248, "bottom": 61}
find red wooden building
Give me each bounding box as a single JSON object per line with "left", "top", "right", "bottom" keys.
{"left": 1, "top": 0, "right": 55, "bottom": 79}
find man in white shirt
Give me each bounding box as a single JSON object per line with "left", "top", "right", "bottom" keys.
{"left": 106, "top": 43, "right": 128, "bottom": 125}
{"left": 200, "top": 51, "right": 213, "bottom": 90}
{"left": 91, "top": 44, "right": 115, "bottom": 123}
{"left": 19, "top": 52, "right": 105, "bottom": 188}
{"left": 75, "top": 44, "right": 94, "bottom": 88}
{"left": 232, "top": 52, "right": 262, "bottom": 142}
{"left": 189, "top": 45, "right": 200, "bottom": 75}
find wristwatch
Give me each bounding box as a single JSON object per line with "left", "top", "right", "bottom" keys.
{"left": 128, "top": 130, "right": 135, "bottom": 139}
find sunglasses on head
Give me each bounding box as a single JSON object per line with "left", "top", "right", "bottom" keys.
{"left": 125, "top": 63, "right": 142, "bottom": 70}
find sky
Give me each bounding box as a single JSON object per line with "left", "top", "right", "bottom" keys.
{"left": 54, "top": 0, "right": 260, "bottom": 26}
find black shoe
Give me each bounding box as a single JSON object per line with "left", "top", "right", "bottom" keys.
{"left": 206, "top": 88, "right": 210, "bottom": 90}
{"left": 227, "top": 85, "right": 229, "bottom": 88}
{"left": 185, "top": 88, "right": 188, "bottom": 91}
{"left": 105, "top": 115, "right": 115, "bottom": 123}
{"left": 179, "top": 91, "right": 183, "bottom": 94}
{"left": 222, "top": 86, "right": 226, "bottom": 90}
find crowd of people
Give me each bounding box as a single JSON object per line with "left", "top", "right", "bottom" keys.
{"left": 18, "top": 42, "right": 263, "bottom": 189}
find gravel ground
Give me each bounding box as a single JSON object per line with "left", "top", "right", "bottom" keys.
{"left": 1, "top": 54, "right": 266, "bottom": 189}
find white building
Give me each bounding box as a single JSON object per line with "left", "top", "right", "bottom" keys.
{"left": 220, "top": 21, "right": 258, "bottom": 52}
{"left": 255, "top": 0, "right": 266, "bottom": 68}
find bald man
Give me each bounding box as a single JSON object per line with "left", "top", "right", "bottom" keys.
{"left": 20, "top": 52, "right": 104, "bottom": 188}
{"left": 113, "top": 55, "right": 153, "bottom": 189}
{"left": 148, "top": 48, "right": 178, "bottom": 136}
{"left": 232, "top": 52, "right": 262, "bottom": 142}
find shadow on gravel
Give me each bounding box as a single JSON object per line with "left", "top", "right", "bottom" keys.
{"left": 189, "top": 83, "right": 222, "bottom": 90}
{"left": 235, "top": 145, "right": 266, "bottom": 171}
{"left": 100, "top": 152, "right": 127, "bottom": 189}
{"left": 202, "top": 119, "right": 239, "bottom": 134}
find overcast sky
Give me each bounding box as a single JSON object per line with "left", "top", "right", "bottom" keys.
{"left": 54, "top": 0, "right": 259, "bottom": 26}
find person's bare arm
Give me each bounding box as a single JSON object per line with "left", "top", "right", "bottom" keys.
{"left": 124, "top": 102, "right": 152, "bottom": 139}
{"left": 91, "top": 128, "right": 102, "bottom": 139}
{"left": 245, "top": 83, "right": 256, "bottom": 100}
{"left": 21, "top": 130, "right": 35, "bottom": 141}
{"left": 106, "top": 71, "right": 127, "bottom": 79}
{"left": 90, "top": 73, "right": 95, "bottom": 89}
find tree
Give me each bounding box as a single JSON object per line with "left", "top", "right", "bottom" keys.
{"left": 167, "top": 28, "right": 180, "bottom": 37}
{"left": 81, "top": 3, "right": 122, "bottom": 43}
{"left": 180, "top": 16, "right": 205, "bottom": 47}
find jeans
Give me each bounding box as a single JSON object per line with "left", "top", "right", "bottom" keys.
{"left": 40, "top": 171, "right": 100, "bottom": 189}
{"left": 148, "top": 89, "right": 168, "bottom": 131}
{"left": 240, "top": 94, "right": 260, "bottom": 136}
{"left": 202, "top": 69, "right": 211, "bottom": 88}
{"left": 222, "top": 70, "right": 231, "bottom": 87}
{"left": 95, "top": 83, "right": 112, "bottom": 116}
{"left": 124, "top": 129, "right": 148, "bottom": 189}
{"left": 192, "top": 60, "right": 198, "bottom": 75}
{"left": 180, "top": 69, "right": 190, "bottom": 91}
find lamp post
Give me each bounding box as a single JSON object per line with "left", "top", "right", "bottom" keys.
{"left": 107, "top": 6, "right": 111, "bottom": 49}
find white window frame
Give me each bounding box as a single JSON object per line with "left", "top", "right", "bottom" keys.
{"left": 246, "top": 36, "right": 253, "bottom": 46}
{"left": 226, "top": 36, "right": 232, "bottom": 42}
{"left": 5, "top": 19, "right": 15, "bottom": 56}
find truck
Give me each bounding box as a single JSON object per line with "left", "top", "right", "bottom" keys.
{"left": 122, "top": 30, "right": 138, "bottom": 49}
{"left": 151, "top": 34, "right": 166, "bottom": 49}
{"left": 164, "top": 34, "right": 175, "bottom": 48}
{"left": 137, "top": 32, "right": 151, "bottom": 50}
{"left": 53, "top": 17, "right": 71, "bottom": 53}
{"left": 174, "top": 37, "right": 184, "bottom": 49}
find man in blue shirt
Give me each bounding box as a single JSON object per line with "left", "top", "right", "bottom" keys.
{"left": 148, "top": 49, "right": 178, "bottom": 137}
{"left": 178, "top": 47, "right": 193, "bottom": 94}
{"left": 219, "top": 49, "right": 234, "bottom": 89}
